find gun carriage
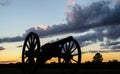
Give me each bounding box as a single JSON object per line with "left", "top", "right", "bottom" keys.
{"left": 22, "top": 32, "right": 81, "bottom": 64}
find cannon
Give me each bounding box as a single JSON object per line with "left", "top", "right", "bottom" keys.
{"left": 22, "top": 32, "right": 81, "bottom": 64}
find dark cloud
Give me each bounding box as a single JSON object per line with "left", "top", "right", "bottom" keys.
{"left": 110, "top": 49, "right": 120, "bottom": 52}
{"left": 86, "top": 49, "right": 120, "bottom": 54}
{"left": 0, "top": 46, "right": 5, "bottom": 50}
{"left": 81, "top": 51, "right": 88, "bottom": 54}
{"left": 0, "top": 36, "right": 24, "bottom": 43}
{"left": 75, "top": 30, "right": 104, "bottom": 47}
{"left": 101, "top": 41, "right": 120, "bottom": 47}
{"left": 106, "top": 26, "right": 120, "bottom": 40}
{"left": 0, "top": 0, "right": 9, "bottom": 6}
{"left": 23, "top": 24, "right": 69, "bottom": 38}
{"left": 100, "top": 38, "right": 120, "bottom": 49}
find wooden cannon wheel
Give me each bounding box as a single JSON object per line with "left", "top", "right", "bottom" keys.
{"left": 58, "top": 39, "right": 81, "bottom": 64}
{"left": 22, "top": 32, "right": 40, "bottom": 64}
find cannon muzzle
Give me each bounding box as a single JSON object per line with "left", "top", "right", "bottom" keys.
{"left": 52, "top": 36, "right": 73, "bottom": 45}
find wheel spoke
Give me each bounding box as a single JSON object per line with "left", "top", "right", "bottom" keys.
{"left": 62, "top": 60, "right": 65, "bottom": 63}
{"left": 69, "top": 42, "right": 74, "bottom": 51}
{"left": 35, "top": 48, "right": 38, "bottom": 51}
{"left": 31, "top": 35, "right": 33, "bottom": 43}
{"left": 33, "top": 41, "right": 37, "bottom": 49}
{"left": 33, "top": 35, "right": 35, "bottom": 41}
{"left": 25, "top": 58, "right": 29, "bottom": 63}
{"left": 26, "top": 44, "right": 30, "bottom": 50}
{"left": 71, "top": 58, "right": 77, "bottom": 63}
{"left": 29, "top": 36, "right": 31, "bottom": 44}
{"left": 69, "top": 60, "right": 72, "bottom": 63}
{"left": 62, "top": 45, "right": 66, "bottom": 52}
{"left": 28, "top": 37, "right": 32, "bottom": 47}
{"left": 32, "top": 35, "right": 36, "bottom": 44}
{"left": 71, "top": 47, "right": 77, "bottom": 53}
{"left": 65, "top": 43, "right": 68, "bottom": 50}
{"left": 68, "top": 41, "right": 71, "bottom": 50}
{"left": 34, "top": 39, "right": 37, "bottom": 45}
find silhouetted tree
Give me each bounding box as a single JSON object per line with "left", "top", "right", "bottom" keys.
{"left": 109, "top": 59, "right": 119, "bottom": 63}
{"left": 112, "top": 59, "right": 118, "bottom": 62}
{"left": 92, "top": 52, "right": 103, "bottom": 63}
{"left": 85, "top": 61, "right": 91, "bottom": 64}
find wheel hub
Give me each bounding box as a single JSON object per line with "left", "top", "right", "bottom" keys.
{"left": 63, "top": 51, "right": 73, "bottom": 62}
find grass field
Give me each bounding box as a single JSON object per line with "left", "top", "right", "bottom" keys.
{"left": 0, "top": 63, "right": 120, "bottom": 74}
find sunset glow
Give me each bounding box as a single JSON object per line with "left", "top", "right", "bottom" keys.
{"left": 0, "top": 0, "right": 120, "bottom": 64}
{"left": 35, "top": 24, "right": 48, "bottom": 30}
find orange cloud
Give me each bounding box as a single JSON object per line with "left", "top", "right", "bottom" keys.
{"left": 39, "top": 24, "right": 48, "bottom": 30}
{"left": 66, "top": 0, "right": 76, "bottom": 7}
{"left": 64, "top": 0, "right": 76, "bottom": 15}
{"left": 35, "top": 24, "right": 48, "bottom": 30}
{"left": 72, "top": 1, "right": 76, "bottom": 7}
{"left": 64, "top": 9, "right": 67, "bottom": 14}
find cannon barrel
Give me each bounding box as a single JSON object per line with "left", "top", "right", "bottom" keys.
{"left": 41, "top": 36, "right": 74, "bottom": 56}
{"left": 41, "top": 36, "right": 74, "bottom": 49}
{"left": 51, "top": 36, "right": 73, "bottom": 46}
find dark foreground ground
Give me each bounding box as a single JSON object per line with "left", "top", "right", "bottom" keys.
{"left": 0, "top": 63, "right": 120, "bottom": 74}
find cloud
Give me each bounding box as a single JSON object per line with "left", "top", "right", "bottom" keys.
{"left": 101, "top": 41, "right": 120, "bottom": 47}
{"left": 0, "top": 36, "right": 24, "bottom": 43}
{"left": 0, "top": 60, "right": 17, "bottom": 64}
{"left": 17, "top": 45, "right": 22, "bottom": 48}
{"left": 89, "top": 50, "right": 112, "bottom": 53}
{"left": 101, "top": 40, "right": 120, "bottom": 50}
{"left": 66, "top": 0, "right": 76, "bottom": 7}
{"left": 24, "top": 1, "right": 120, "bottom": 37}
{"left": 116, "top": 0, "right": 120, "bottom": 1}
{"left": 84, "top": 49, "right": 120, "bottom": 54}
{"left": 0, "top": 0, "right": 9, "bottom": 6}
{"left": 75, "top": 30, "right": 104, "bottom": 47}
{"left": 23, "top": 24, "right": 71, "bottom": 38}
{"left": 0, "top": 46, "right": 5, "bottom": 50}
{"left": 35, "top": 24, "right": 48, "bottom": 30}
{"left": 1, "top": 0, "right": 120, "bottom": 51}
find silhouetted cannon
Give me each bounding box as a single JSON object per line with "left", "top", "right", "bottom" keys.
{"left": 22, "top": 32, "right": 81, "bottom": 64}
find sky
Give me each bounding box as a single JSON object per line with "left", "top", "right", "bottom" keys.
{"left": 0, "top": 0, "right": 66, "bottom": 37}
{"left": 0, "top": 0, "right": 120, "bottom": 64}
{"left": 0, "top": 0, "right": 100, "bottom": 38}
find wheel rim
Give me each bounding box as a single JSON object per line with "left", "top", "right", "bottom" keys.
{"left": 22, "top": 32, "right": 40, "bottom": 64}
{"left": 59, "top": 39, "right": 81, "bottom": 64}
